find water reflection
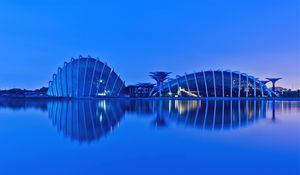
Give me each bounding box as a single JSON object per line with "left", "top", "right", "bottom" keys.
{"left": 1, "top": 99, "right": 297, "bottom": 143}
{"left": 48, "top": 100, "right": 126, "bottom": 143}
{"left": 0, "top": 99, "right": 48, "bottom": 111}
{"left": 149, "top": 100, "right": 267, "bottom": 130}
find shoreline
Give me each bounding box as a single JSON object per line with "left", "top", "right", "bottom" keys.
{"left": 0, "top": 96, "right": 300, "bottom": 101}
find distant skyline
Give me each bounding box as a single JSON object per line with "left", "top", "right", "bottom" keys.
{"left": 0, "top": 0, "right": 299, "bottom": 89}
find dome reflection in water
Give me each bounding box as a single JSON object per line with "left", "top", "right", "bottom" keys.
{"left": 47, "top": 99, "right": 273, "bottom": 143}
{"left": 0, "top": 99, "right": 298, "bottom": 175}
{"left": 48, "top": 100, "right": 126, "bottom": 143}
{"left": 129, "top": 100, "right": 268, "bottom": 129}
{"left": 155, "top": 100, "right": 266, "bottom": 129}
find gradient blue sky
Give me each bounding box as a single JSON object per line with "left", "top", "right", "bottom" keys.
{"left": 0, "top": 0, "right": 299, "bottom": 89}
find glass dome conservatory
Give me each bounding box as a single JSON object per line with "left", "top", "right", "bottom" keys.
{"left": 150, "top": 70, "right": 277, "bottom": 98}
{"left": 47, "top": 56, "right": 125, "bottom": 97}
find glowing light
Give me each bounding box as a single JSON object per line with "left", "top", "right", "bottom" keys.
{"left": 97, "top": 93, "right": 106, "bottom": 96}
{"left": 97, "top": 101, "right": 107, "bottom": 112}
{"left": 99, "top": 113, "right": 103, "bottom": 123}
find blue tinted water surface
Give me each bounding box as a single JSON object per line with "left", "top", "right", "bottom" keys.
{"left": 0, "top": 99, "right": 299, "bottom": 175}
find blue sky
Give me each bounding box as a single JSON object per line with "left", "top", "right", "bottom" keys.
{"left": 0, "top": 0, "right": 299, "bottom": 89}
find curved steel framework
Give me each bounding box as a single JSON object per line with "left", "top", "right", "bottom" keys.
{"left": 150, "top": 70, "right": 276, "bottom": 97}
{"left": 47, "top": 56, "right": 125, "bottom": 97}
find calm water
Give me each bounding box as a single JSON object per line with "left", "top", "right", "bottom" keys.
{"left": 0, "top": 99, "right": 299, "bottom": 175}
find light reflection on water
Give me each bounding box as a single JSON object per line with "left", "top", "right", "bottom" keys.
{"left": 0, "top": 99, "right": 297, "bottom": 143}
{"left": 48, "top": 100, "right": 270, "bottom": 142}
{"left": 0, "top": 99, "right": 299, "bottom": 175}
{"left": 48, "top": 100, "right": 126, "bottom": 143}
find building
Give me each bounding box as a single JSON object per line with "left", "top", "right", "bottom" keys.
{"left": 124, "top": 83, "right": 155, "bottom": 97}
{"left": 47, "top": 56, "right": 125, "bottom": 97}
{"left": 47, "top": 56, "right": 278, "bottom": 98}
{"left": 150, "top": 70, "right": 277, "bottom": 97}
